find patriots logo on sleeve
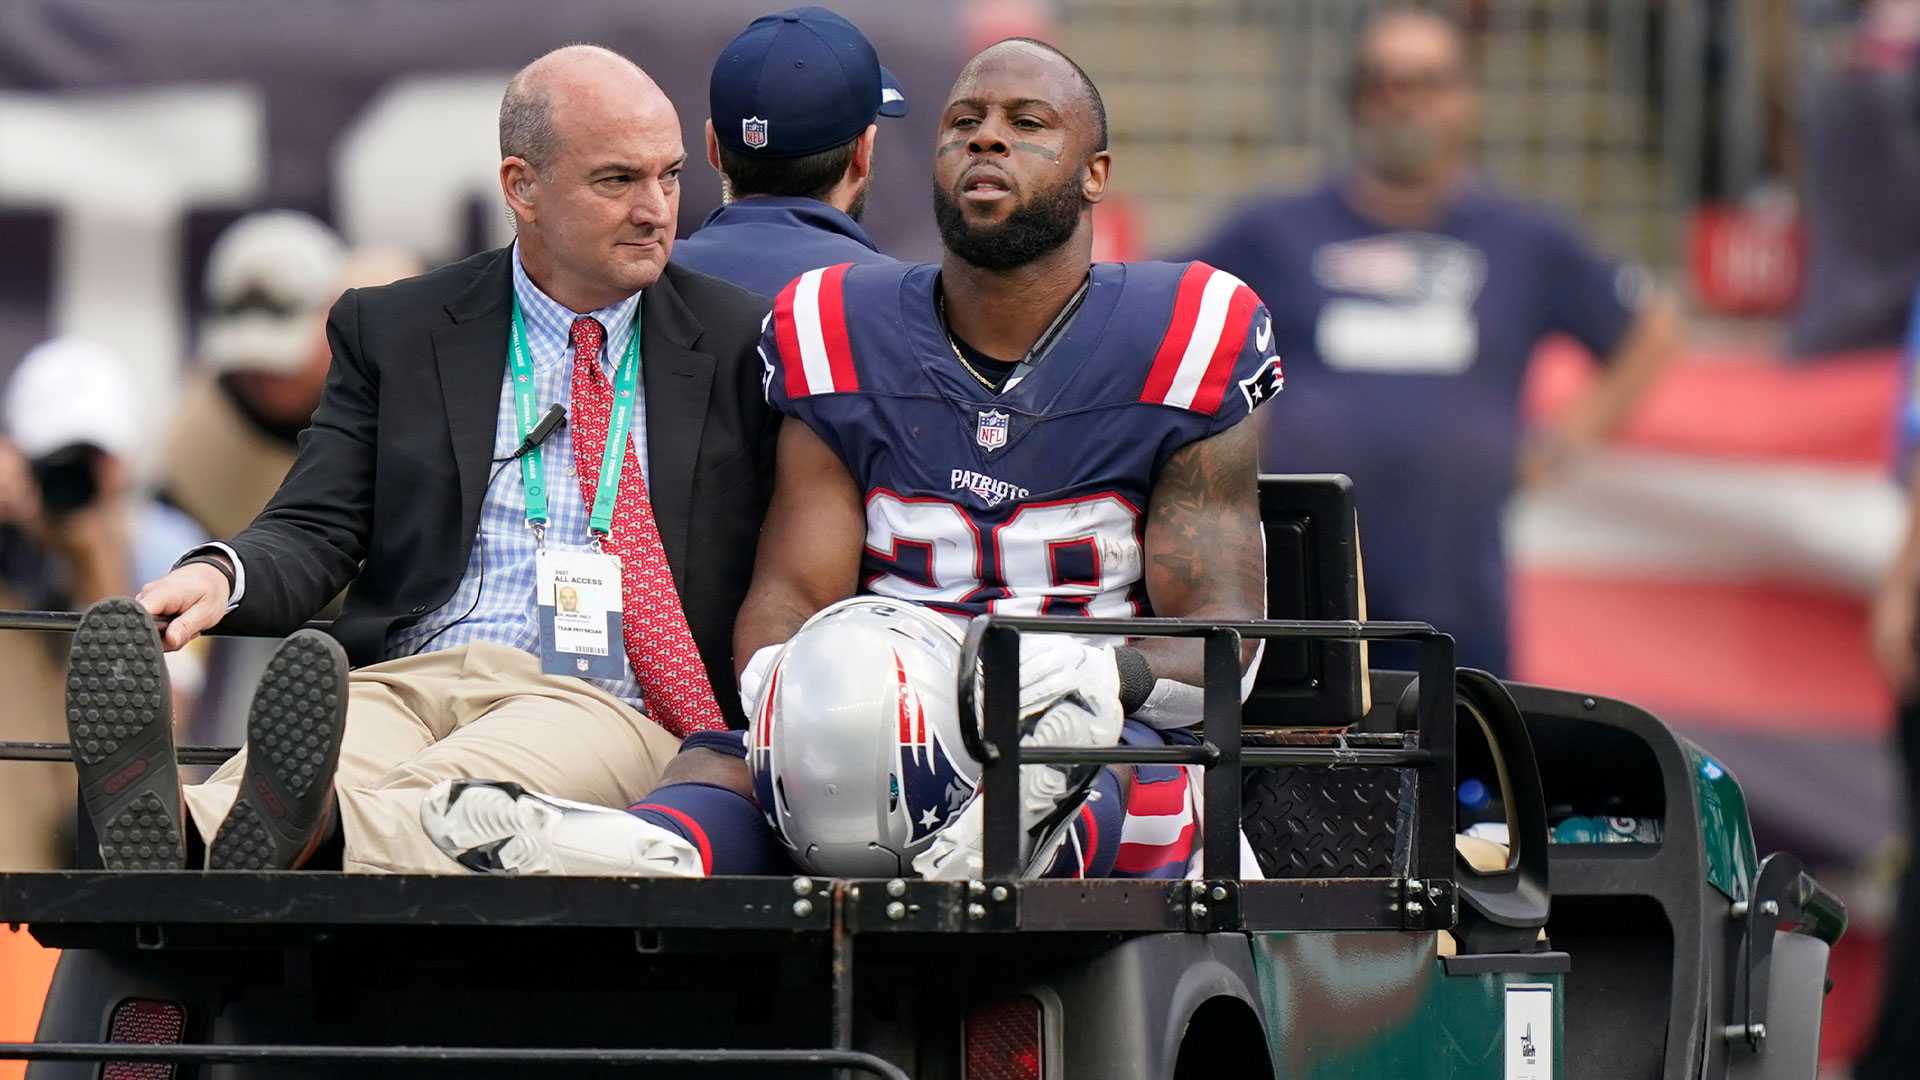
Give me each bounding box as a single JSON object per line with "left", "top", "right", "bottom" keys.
{"left": 1240, "top": 357, "right": 1284, "bottom": 412}
{"left": 757, "top": 312, "right": 775, "bottom": 401}
{"left": 1239, "top": 316, "right": 1284, "bottom": 412}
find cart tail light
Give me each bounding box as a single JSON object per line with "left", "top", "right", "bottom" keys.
{"left": 102, "top": 997, "right": 185, "bottom": 1080}
{"left": 964, "top": 994, "right": 1043, "bottom": 1080}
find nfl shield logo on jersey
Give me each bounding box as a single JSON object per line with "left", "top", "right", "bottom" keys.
{"left": 741, "top": 117, "right": 769, "bottom": 150}
{"left": 975, "top": 409, "right": 1009, "bottom": 451}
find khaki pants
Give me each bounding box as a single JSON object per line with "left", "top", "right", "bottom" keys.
{"left": 183, "top": 642, "right": 681, "bottom": 874}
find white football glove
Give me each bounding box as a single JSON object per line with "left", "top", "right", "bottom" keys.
{"left": 1014, "top": 636, "right": 1122, "bottom": 721}
{"left": 736, "top": 642, "right": 785, "bottom": 719}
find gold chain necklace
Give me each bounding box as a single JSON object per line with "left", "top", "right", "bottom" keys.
{"left": 936, "top": 277, "right": 1092, "bottom": 394}
{"left": 936, "top": 291, "right": 1004, "bottom": 391}
{"left": 944, "top": 330, "right": 1003, "bottom": 390}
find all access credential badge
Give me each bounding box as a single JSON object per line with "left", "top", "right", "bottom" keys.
{"left": 536, "top": 548, "right": 628, "bottom": 681}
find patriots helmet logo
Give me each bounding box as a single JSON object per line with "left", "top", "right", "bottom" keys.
{"left": 975, "top": 409, "right": 1009, "bottom": 451}
{"left": 741, "top": 116, "right": 769, "bottom": 150}
{"left": 891, "top": 648, "right": 971, "bottom": 842}
{"left": 1239, "top": 355, "right": 1285, "bottom": 413}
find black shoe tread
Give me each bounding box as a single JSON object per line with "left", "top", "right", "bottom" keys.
{"left": 66, "top": 598, "right": 181, "bottom": 870}
{"left": 249, "top": 633, "right": 345, "bottom": 800}
{"left": 208, "top": 800, "right": 276, "bottom": 870}
{"left": 97, "top": 790, "right": 183, "bottom": 871}
{"left": 208, "top": 629, "right": 349, "bottom": 871}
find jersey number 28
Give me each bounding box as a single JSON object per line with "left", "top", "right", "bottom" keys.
{"left": 863, "top": 491, "right": 1144, "bottom": 617}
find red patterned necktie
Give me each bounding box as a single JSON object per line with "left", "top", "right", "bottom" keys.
{"left": 566, "top": 316, "right": 725, "bottom": 737}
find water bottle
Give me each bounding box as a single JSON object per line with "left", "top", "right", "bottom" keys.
{"left": 1457, "top": 778, "right": 1505, "bottom": 828}
{"left": 1550, "top": 815, "right": 1663, "bottom": 844}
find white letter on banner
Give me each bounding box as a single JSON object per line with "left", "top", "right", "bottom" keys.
{"left": 0, "top": 87, "right": 263, "bottom": 436}
{"left": 334, "top": 75, "right": 515, "bottom": 261}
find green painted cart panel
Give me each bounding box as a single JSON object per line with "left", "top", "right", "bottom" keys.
{"left": 1683, "top": 741, "right": 1759, "bottom": 903}
{"left": 1251, "top": 932, "right": 1564, "bottom": 1079}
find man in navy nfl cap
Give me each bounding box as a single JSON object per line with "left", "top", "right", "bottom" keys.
{"left": 673, "top": 6, "right": 908, "bottom": 297}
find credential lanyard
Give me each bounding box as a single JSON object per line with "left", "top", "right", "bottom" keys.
{"left": 507, "top": 297, "right": 641, "bottom": 542}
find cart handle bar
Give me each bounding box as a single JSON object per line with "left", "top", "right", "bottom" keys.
{"left": 0, "top": 1042, "right": 909, "bottom": 1079}
{"left": 0, "top": 609, "right": 329, "bottom": 637}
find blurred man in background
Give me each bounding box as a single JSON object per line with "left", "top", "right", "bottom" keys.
{"left": 162, "top": 211, "right": 420, "bottom": 540}
{"left": 671, "top": 6, "right": 906, "bottom": 296}
{"left": 0, "top": 339, "right": 207, "bottom": 868}
{"left": 158, "top": 210, "right": 420, "bottom": 749}
{"left": 1862, "top": 288, "right": 1920, "bottom": 1079}
{"left": 1186, "top": 6, "right": 1678, "bottom": 675}
{"left": 1791, "top": 0, "right": 1920, "bottom": 357}
{"left": 159, "top": 211, "right": 419, "bottom": 745}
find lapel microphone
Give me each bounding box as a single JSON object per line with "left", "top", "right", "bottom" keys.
{"left": 511, "top": 404, "right": 567, "bottom": 459}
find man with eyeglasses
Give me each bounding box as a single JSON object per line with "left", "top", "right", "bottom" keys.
{"left": 1186, "top": 5, "right": 1678, "bottom": 676}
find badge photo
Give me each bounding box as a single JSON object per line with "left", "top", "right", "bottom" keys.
{"left": 536, "top": 548, "right": 629, "bottom": 682}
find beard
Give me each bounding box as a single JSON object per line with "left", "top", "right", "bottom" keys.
{"left": 932, "top": 173, "right": 1083, "bottom": 271}
{"left": 846, "top": 176, "right": 870, "bottom": 223}
{"left": 1353, "top": 121, "right": 1449, "bottom": 185}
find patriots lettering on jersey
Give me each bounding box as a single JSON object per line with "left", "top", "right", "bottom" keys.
{"left": 950, "top": 469, "right": 1030, "bottom": 507}
{"left": 1139, "top": 262, "right": 1260, "bottom": 414}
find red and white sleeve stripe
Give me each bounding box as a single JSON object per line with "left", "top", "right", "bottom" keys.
{"left": 1112, "top": 767, "right": 1197, "bottom": 875}
{"left": 1139, "top": 263, "right": 1260, "bottom": 414}
{"left": 772, "top": 263, "right": 860, "bottom": 399}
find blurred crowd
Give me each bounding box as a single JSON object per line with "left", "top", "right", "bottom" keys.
{"left": 0, "top": 213, "right": 419, "bottom": 870}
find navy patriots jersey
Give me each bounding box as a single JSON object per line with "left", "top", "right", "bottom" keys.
{"left": 760, "top": 260, "right": 1283, "bottom": 624}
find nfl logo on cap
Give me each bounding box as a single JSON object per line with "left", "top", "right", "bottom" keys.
{"left": 975, "top": 409, "right": 1009, "bottom": 451}
{"left": 712, "top": 9, "right": 909, "bottom": 160}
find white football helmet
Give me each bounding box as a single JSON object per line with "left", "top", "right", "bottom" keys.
{"left": 749, "top": 597, "right": 983, "bottom": 876}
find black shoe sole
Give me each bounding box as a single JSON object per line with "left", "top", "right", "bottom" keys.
{"left": 208, "top": 629, "right": 349, "bottom": 870}
{"left": 67, "top": 598, "right": 182, "bottom": 870}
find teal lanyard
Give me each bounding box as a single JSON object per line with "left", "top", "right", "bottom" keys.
{"left": 507, "top": 296, "right": 641, "bottom": 541}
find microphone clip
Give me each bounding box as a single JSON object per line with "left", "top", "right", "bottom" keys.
{"left": 512, "top": 404, "right": 568, "bottom": 460}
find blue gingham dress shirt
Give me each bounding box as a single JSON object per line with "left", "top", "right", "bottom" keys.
{"left": 385, "top": 244, "right": 648, "bottom": 708}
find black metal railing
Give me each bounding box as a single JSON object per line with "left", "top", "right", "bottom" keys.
{"left": 956, "top": 614, "right": 1456, "bottom": 885}
{"left": 0, "top": 609, "right": 330, "bottom": 636}
{"left": 0, "top": 1042, "right": 910, "bottom": 1078}
{"left": 0, "top": 740, "right": 237, "bottom": 765}
{"left": 0, "top": 608, "right": 318, "bottom": 767}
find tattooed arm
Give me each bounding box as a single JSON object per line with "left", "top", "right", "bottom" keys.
{"left": 1135, "top": 417, "right": 1266, "bottom": 684}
